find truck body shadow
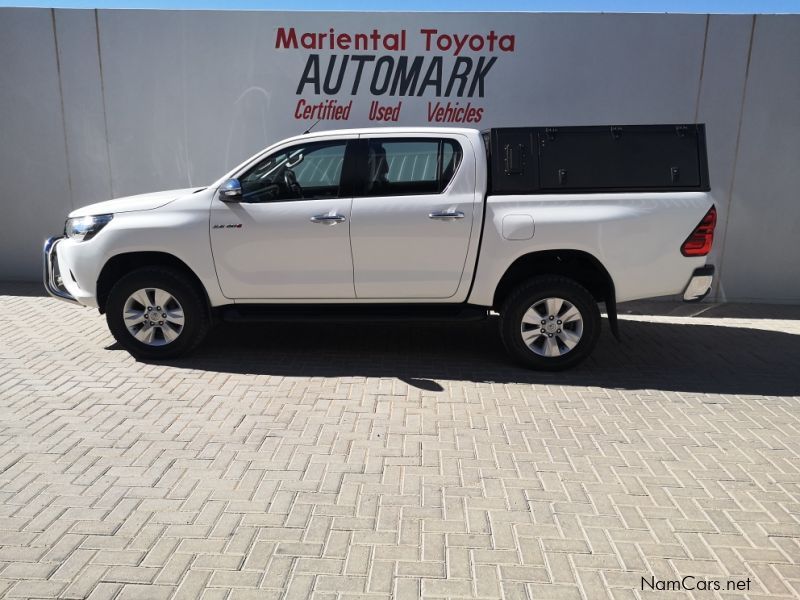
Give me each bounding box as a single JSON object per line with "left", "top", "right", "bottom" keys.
{"left": 151, "top": 317, "right": 800, "bottom": 397}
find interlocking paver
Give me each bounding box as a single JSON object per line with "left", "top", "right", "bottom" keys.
{"left": 1, "top": 288, "right": 800, "bottom": 599}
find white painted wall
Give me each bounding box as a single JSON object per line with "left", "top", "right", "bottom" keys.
{"left": 0, "top": 8, "right": 798, "bottom": 302}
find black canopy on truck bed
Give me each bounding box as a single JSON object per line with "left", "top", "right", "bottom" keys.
{"left": 485, "top": 124, "right": 709, "bottom": 194}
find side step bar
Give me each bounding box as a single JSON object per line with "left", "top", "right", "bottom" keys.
{"left": 219, "top": 304, "right": 489, "bottom": 324}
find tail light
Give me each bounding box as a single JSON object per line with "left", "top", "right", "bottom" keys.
{"left": 681, "top": 205, "right": 716, "bottom": 257}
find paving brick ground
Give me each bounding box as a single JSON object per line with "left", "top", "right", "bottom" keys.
{"left": 1, "top": 286, "right": 799, "bottom": 600}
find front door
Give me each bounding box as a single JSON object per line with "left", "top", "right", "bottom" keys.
{"left": 349, "top": 135, "right": 477, "bottom": 299}
{"left": 210, "top": 137, "right": 356, "bottom": 299}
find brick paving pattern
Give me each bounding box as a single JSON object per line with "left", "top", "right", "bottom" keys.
{"left": 1, "top": 290, "right": 799, "bottom": 599}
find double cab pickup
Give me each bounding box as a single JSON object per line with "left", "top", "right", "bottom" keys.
{"left": 44, "top": 125, "right": 716, "bottom": 370}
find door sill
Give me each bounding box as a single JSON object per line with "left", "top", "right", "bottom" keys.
{"left": 218, "top": 303, "right": 489, "bottom": 323}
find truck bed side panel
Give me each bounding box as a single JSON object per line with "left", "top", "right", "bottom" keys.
{"left": 467, "top": 192, "right": 714, "bottom": 306}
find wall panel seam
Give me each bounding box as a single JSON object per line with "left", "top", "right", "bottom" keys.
{"left": 693, "top": 13, "right": 710, "bottom": 123}
{"left": 95, "top": 9, "right": 114, "bottom": 199}
{"left": 715, "top": 14, "right": 757, "bottom": 300}
{"left": 51, "top": 8, "right": 75, "bottom": 211}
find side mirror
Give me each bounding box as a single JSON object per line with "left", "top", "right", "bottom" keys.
{"left": 219, "top": 178, "right": 242, "bottom": 202}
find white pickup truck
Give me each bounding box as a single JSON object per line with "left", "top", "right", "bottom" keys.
{"left": 44, "top": 125, "right": 716, "bottom": 370}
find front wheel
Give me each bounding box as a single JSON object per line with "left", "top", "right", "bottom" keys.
{"left": 499, "top": 276, "right": 601, "bottom": 371}
{"left": 106, "top": 267, "right": 210, "bottom": 360}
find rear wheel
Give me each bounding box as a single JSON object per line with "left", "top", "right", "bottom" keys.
{"left": 106, "top": 267, "right": 209, "bottom": 360}
{"left": 499, "top": 276, "right": 601, "bottom": 370}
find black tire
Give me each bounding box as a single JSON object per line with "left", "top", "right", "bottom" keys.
{"left": 106, "top": 266, "right": 210, "bottom": 360}
{"left": 499, "top": 275, "right": 601, "bottom": 371}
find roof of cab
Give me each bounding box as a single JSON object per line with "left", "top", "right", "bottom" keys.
{"left": 280, "top": 126, "right": 482, "bottom": 145}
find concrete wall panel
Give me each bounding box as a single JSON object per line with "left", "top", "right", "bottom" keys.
{"left": 92, "top": 11, "right": 708, "bottom": 196}
{"left": 0, "top": 9, "right": 72, "bottom": 280}
{"left": 53, "top": 9, "right": 113, "bottom": 207}
{"left": 719, "top": 16, "right": 800, "bottom": 302}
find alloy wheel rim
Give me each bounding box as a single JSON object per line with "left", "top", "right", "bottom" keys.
{"left": 520, "top": 297, "right": 583, "bottom": 357}
{"left": 123, "top": 288, "right": 185, "bottom": 346}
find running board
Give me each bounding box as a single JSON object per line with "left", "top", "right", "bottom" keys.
{"left": 219, "top": 304, "right": 489, "bottom": 324}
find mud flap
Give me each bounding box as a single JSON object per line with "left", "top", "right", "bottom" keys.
{"left": 605, "top": 296, "right": 621, "bottom": 341}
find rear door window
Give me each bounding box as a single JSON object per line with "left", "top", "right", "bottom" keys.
{"left": 359, "top": 138, "right": 462, "bottom": 197}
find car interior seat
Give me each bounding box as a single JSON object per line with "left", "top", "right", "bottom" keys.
{"left": 367, "top": 143, "right": 390, "bottom": 194}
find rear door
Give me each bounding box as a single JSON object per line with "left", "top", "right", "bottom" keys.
{"left": 348, "top": 134, "right": 478, "bottom": 299}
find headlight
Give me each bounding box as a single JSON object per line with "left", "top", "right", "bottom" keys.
{"left": 65, "top": 214, "right": 113, "bottom": 242}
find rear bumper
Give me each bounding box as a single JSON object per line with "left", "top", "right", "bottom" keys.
{"left": 43, "top": 237, "right": 80, "bottom": 305}
{"left": 682, "top": 265, "right": 714, "bottom": 302}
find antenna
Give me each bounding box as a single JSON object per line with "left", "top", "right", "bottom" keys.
{"left": 303, "top": 119, "right": 321, "bottom": 135}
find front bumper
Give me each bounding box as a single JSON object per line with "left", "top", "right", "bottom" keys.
{"left": 683, "top": 265, "right": 715, "bottom": 302}
{"left": 43, "top": 237, "right": 80, "bottom": 305}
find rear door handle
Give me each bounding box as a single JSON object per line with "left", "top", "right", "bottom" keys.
{"left": 429, "top": 210, "right": 465, "bottom": 221}
{"left": 310, "top": 214, "right": 346, "bottom": 225}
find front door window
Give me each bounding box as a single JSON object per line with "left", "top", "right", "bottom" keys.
{"left": 240, "top": 141, "right": 347, "bottom": 203}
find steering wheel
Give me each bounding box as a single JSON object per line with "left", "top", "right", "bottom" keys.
{"left": 283, "top": 169, "right": 303, "bottom": 198}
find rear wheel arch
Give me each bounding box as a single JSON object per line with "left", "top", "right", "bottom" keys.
{"left": 492, "top": 250, "right": 619, "bottom": 339}
{"left": 96, "top": 252, "right": 210, "bottom": 315}
{"left": 492, "top": 250, "right": 616, "bottom": 309}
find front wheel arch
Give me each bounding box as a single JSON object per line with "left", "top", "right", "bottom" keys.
{"left": 96, "top": 251, "right": 209, "bottom": 316}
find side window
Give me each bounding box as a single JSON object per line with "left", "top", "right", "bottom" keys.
{"left": 239, "top": 140, "right": 347, "bottom": 202}
{"left": 362, "top": 138, "right": 462, "bottom": 197}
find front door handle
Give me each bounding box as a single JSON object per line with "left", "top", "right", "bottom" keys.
{"left": 429, "top": 210, "right": 465, "bottom": 221}
{"left": 310, "top": 214, "right": 347, "bottom": 225}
